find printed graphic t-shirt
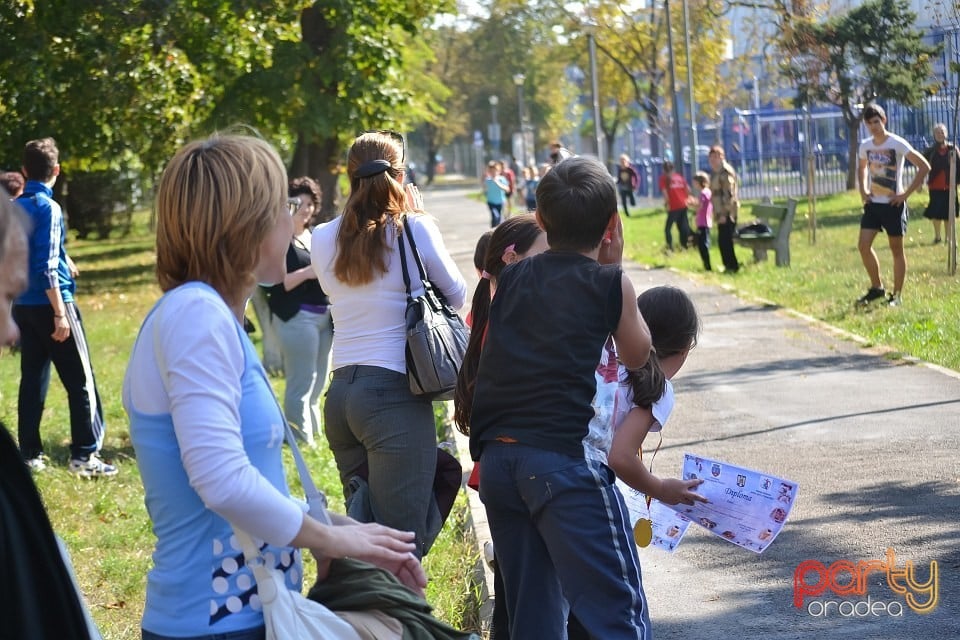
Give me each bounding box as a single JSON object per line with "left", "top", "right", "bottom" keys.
{"left": 858, "top": 133, "right": 916, "bottom": 203}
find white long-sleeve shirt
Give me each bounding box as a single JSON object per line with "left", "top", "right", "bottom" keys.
{"left": 311, "top": 213, "right": 467, "bottom": 373}
{"left": 124, "top": 284, "right": 303, "bottom": 545}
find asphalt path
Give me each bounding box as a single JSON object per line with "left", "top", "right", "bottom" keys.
{"left": 422, "top": 185, "right": 960, "bottom": 640}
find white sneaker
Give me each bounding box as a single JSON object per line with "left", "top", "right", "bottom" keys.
{"left": 69, "top": 453, "right": 118, "bottom": 478}
{"left": 483, "top": 541, "right": 497, "bottom": 570}
{"left": 25, "top": 454, "right": 47, "bottom": 472}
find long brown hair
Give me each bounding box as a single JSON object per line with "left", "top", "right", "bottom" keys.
{"left": 333, "top": 132, "right": 408, "bottom": 285}
{"left": 454, "top": 215, "right": 544, "bottom": 434}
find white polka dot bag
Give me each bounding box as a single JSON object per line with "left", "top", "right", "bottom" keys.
{"left": 232, "top": 527, "right": 361, "bottom": 640}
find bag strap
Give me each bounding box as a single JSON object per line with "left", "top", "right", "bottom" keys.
{"left": 282, "top": 420, "right": 332, "bottom": 524}
{"left": 232, "top": 426, "right": 324, "bottom": 600}
{"left": 397, "top": 215, "right": 429, "bottom": 297}
{"left": 397, "top": 217, "right": 414, "bottom": 297}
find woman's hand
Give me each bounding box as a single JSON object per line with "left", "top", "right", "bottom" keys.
{"left": 658, "top": 477, "right": 708, "bottom": 506}
{"left": 310, "top": 522, "right": 428, "bottom": 596}
{"left": 405, "top": 183, "right": 424, "bottom": 213}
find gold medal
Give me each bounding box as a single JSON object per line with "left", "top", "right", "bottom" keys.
{"left": 634, "top": 518, "right": 653, "bottom": 548}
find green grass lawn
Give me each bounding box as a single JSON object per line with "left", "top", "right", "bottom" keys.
{"left": 0, "top": 212, "right": 480, "bottom": 639}
{"left": 623, "top": 190, "right": 960, "bottom": 372}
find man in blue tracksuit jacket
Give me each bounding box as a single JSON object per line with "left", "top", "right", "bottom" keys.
{"left": 13, "top": 137, "right": 116, "bottom": 477}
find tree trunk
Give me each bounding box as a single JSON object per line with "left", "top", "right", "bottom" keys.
{"left": 425, "top": 145, "right": 437, "bottom": 185}
{"left": 647, "top": 110, "right": 661, "bottom": 158}
{"left": 424, "top": 123, "right": 438, "bottom": 185}
{"left": 296, "top": 4, "right": 345, "bottom": 221}
{"left": 645, "top": 84, "right": 662, "bottom": 158}
{"left": 291, "top": 134, "right": 343, "bottom": 222}
{"left": 846, "top": 118, "right": 860, "bottom": 191}
{"left": 603, "top": 120, "right": 619, "bottom": 173}
{"left": 604, "top": 130, "right": 615, "bottom": 169}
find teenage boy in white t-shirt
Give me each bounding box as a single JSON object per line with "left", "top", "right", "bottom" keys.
{"left": 856, "top": 103, "right": 930, "bottom": 307}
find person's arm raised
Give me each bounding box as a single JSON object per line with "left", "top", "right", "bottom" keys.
{"left": 612, "top": 275, "right": 651, "bottom": 371}
{"left": 599, "top": 213, "right": 651, "bottom": 370}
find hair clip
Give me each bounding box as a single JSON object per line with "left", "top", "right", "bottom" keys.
{"left": 356, "top": 159, "right": 392, "bottom": 178}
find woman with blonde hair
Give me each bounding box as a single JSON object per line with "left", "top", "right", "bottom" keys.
{"left": 312, "top": 131, "right": 467, "bottom": 558}
{"left": 124, "top": 133, "right": 425, "bottom": 640}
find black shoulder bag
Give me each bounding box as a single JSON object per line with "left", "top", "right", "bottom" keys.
{"left": 397, "top": 216, "right": 469, "bottom": 400}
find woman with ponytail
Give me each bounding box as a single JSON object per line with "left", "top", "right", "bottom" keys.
{"left": 454, "top": 214, "right": 547, "bottom": 435}
{"left": 311, "top": 131, "right": 466, "bottom": 558}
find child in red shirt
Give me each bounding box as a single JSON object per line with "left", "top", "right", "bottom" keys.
{"left": 658, "top": 161, "right": 694, "bottom": 251}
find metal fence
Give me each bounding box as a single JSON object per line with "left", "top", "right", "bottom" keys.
{"left": 411, "top": 89, "right": 960, "bottom": 197}
{"left": 660, "top": 91, "right": 960, "bottom": 201}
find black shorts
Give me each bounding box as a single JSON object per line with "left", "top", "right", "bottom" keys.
{"left": 861, "top": 201, "right": 907, "bottom": 237}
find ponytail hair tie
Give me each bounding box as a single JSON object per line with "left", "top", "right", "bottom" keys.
{"left": 356, "top": 159, "right": 392, "bottom": 178}
{"left": 480, "top": 270, "right": 492, "bottom": 280}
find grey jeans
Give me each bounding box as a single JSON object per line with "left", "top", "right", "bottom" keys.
{"left": 323, "top": 365, "right": 438, "bottom": 558}
{"left": 273, "top": 309, "right": 333, "bottom": 444}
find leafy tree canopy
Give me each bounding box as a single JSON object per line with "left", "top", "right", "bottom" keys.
{"left": 780, "top": 0, "right": 942, "bottom": 187}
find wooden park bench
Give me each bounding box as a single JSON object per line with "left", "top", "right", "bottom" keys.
{"left": 735, "top": 198, "right": 798, "bottom": 267}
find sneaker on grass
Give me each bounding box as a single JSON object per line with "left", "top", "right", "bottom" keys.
{"left": 69, "top": 453, "right": 118, "bottom": 478}
{"left": 887, "top": 293, "right": 902, "bottom": 307}
{"left": 25, "top": 454, "right": 48, "bottom": 472}
{"left": 856, "top": 287, "right": 886, "bottom": 305}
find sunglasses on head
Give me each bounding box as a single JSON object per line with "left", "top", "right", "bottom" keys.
{"left": 362, "top": 129, "right": 405, "bottom": 164}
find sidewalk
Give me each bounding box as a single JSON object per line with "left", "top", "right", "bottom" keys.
{"left": 425, "top": 186, "right": 960, "bottom": 639}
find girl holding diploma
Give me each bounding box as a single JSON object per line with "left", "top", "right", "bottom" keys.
{"left": 605, "top": 286, "right": 708, "bottom": 505}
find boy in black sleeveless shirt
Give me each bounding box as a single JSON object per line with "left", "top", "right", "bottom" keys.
{"left": 470, "top": 157, "right": 654, "bottom": 639}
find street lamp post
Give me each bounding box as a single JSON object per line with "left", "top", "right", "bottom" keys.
{"left": 513, "top": 73, "right": 526, "bottom": 168}
{"left": 665, "top": 0, "right": 684, "bottom": 169}
{"left": 682, "top": 0, "right": 699, "bottom": 176}
{"left": 488, "top": 95, "right": 500, "bottom": 158}
{"left": 588, "top": 32, "right": 605, "bottom": 163}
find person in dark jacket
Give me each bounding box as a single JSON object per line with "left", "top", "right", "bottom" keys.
{"left": 616, "top": 154, "right": 640, "bottom": 217}
{"left": 264, "top": 176, "right": 333, "bottom": 445}
{"left": 922, "top": 122, "right": 959, "bottom": 245}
